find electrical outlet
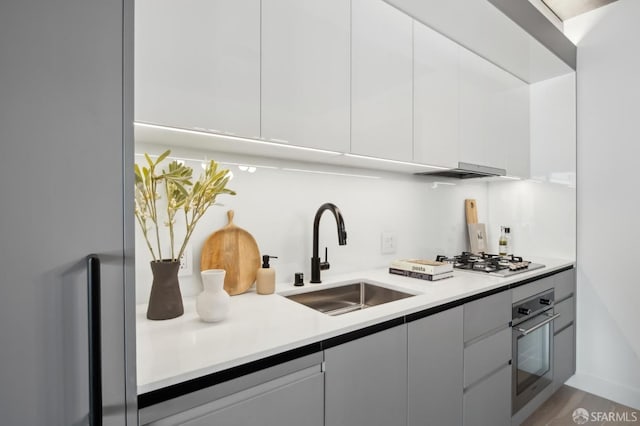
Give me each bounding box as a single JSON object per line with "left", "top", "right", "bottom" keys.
{"left": 178, "top": 245, "right": 193, "bottom": 277}
{"left": 381, "top": 231, "right": 397, "bottom": 254}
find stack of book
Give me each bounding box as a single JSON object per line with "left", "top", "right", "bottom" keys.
{"left": 389, "top": 259, "right": 454, "bottom": 281}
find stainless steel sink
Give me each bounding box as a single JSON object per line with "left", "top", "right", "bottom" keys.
{"left": 284, "top": 282, "right": 415, "bottom": 316}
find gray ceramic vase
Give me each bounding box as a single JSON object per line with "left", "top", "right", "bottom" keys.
{"left": 147, "top": 260, "right": 184, "bottom": 320}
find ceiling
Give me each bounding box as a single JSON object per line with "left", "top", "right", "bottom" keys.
{"left": 541, "top": 0, "right": 618, "bottom": 21}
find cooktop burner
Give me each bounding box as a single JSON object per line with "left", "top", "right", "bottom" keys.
{"left": 435, "top": 252, "right": 545, "bottom": 277}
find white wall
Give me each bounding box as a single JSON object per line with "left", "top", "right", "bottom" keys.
{"left": 134, "top": 143, "right": 489, "bottom": 302}
{"left": 564, "top": 0, "right": 640, "bottom": 409}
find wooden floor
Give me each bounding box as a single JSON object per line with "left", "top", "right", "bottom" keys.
{"left": 523, "top": 385, "right": 639, "bottom": 425}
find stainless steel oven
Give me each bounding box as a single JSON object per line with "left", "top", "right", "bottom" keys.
{"left": 512, "top": 289, "right": 560, "bottom": 414}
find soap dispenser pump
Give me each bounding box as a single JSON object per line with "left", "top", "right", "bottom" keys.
{"left": 256, "top": 255, "right": 278, "bottom": 295}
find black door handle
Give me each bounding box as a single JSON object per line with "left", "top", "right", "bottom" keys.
{"left": 87, "top": 255, "right": 102, "bottom": 426}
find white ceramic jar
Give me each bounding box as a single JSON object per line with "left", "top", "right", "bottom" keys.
{"left": 196, "top": 269, "right": 230, "bottom": 322}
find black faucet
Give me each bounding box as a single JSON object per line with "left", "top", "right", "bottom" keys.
{"left": 311, "top": 203, "right": 347, "bottom": 283}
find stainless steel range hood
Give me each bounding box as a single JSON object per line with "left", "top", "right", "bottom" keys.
{"left": 415, "top": 162, "right": 506, "bottom": 179}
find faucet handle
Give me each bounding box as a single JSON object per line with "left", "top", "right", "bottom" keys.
{"left": 320, "top": 247, "right": 330, "bottom": 271}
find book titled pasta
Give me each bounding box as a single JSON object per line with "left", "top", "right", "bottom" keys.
{"left": 389, "top": 259, "right": 453, "bottom": 275}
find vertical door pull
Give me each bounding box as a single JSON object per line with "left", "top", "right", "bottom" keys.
{"left": 87, "top": 254, "right": 102, "bottom": 426}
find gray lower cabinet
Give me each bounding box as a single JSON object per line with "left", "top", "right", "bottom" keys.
{"left": 554, "top": 324, "right": 576, "bottom": 388}
{"left": 553, "top": 294, "right": 576, "bottom": 390}
{"left": 408, "top": 307, "right": 464, "bottom": 426}
{"left": 140, "top": 268, "right": 576, "bottom": 426}
{"left": 140, "top": 353, "right": 324, "bottom": 426}
{"left": 324, "top": 324, "right": 408, "bottom": 426}
{"left": 463, "top": 290, "right": 512, "bottom": 426}
{"left": 554, "top": 268, "right": 576, "bottom": 301}
{"left": 180, "top": 373, "right": 324, "bottom": 426}
{"left": 553, "top": 271, "right": 576, "bottom": 391}
{"left": 463, "top": 364, "right": 511, "bottom": 426}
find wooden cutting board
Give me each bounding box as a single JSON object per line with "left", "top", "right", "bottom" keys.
{"left": 201, "top": 210, "right": 260, "bottom": 296}
{"left": 465, "top": 199, "right": 479, "bottom": 224}
{"left": 465, "top": 199, "right": 487, "bottom": 254}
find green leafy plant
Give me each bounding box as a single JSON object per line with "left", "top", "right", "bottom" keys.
{"left": 134, "top": 149, "right": 235, "bottom": 262}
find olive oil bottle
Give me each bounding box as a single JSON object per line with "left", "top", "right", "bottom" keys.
{"left": 499, "top": 226, "right": 508, "bottom": 256}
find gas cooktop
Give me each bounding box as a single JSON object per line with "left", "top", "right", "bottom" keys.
{"left": 435, "top": 252, "right": 545, "bottom": 278}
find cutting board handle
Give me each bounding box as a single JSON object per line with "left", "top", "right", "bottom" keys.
{"left": 465, "top": 199, "right": 478, "bottom": 225}
{"left": 227, "top": 210, "right": 235, "bottom": 225}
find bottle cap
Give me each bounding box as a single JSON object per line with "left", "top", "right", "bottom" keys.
{"left": 262, "top": 255, "right": 278, "bottom": 268}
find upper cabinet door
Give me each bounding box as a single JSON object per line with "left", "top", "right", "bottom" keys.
{"left": 459, "top": 49, "right": 507, "bottom": 170}
{"left": 351, "top": 0, "right": 413, "bottom": 161}
{"left": 503, "top": 73, "right": 530, "bottom": 178}
{"left": 413, "top": 22, "right": 460, "bottom": 169}
{"left": 262, "top": 0, "right": 350, "bottom": 152}
{"left": 135, "top": 0, "right": 260, "bottom": 138}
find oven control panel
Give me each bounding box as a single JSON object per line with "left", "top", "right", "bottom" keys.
{"left": 512, "top": 289, "right": 555, "bottom": 326}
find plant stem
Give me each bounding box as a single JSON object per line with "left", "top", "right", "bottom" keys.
{"left": 134, "top": 212, "right": 157, "bottom": 261}
{"left": 150, "top": 178, "right": 162, "bottom": 260}
{"left": 177, "top": 209, "right": 192, "bottom": 260}
{"left": 165, "top": 182, "right": 175, "bottom": 260}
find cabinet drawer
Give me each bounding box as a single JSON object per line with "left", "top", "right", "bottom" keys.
{"left": 554, "top": 324, "right": 575, "bottom": 387}
{"left": 140, "top": 352, "right": 323, "bottom": 424}
{"left": 464, "top": 327, "right": 511, "bottom": 388}
{"left": 554, "top": 268, "right": 576, "bottom": 301}
{"left": 554, "top": 296, "right": 574, "bottom": 333}
{"left": 463, "top": 364, "right": 511, "bottom": 426}
{"left": 464, "top": 290, "right": 511, "bottom": 343}
{"left": 182, "top": 373, "right": 324, "bottom": 426}
{"left": 512, "top": 275, "right": 554, "bottom": 302}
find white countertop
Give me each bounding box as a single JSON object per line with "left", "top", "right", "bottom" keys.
{"left": 136, "top": 257, "right": 574, "bottom": 395}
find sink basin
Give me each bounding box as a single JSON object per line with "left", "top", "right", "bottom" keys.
{"left": 284, "top": 281, "right": 415, "bottom": 316}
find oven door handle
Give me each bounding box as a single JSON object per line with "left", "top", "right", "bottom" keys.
{"left": 515, "top": 312, "right": 560, "bottom": 336}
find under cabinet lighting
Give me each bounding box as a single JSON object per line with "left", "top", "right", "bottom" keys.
{"left": 217, "top": 161, "right": 277, "bottom": 170}
{"left": 135, "top": 153, "right": 277, "bottom": 173}
{"left": 282, "top": 168, "right": 381, "bottom": 179}
{"left": 342, "top": 153, "right": 449, "bottom": 170}
{"left": 134, "top": 122, "right": 343, "bottom": 156}
{"left": 238, "top": 165, "right": 257, "bottom": 173}
{"left": 431, "top": 181, "right": 457, "bottom": 189}
{"left": 500, "top": 175, "right": 522, "bottom": 181}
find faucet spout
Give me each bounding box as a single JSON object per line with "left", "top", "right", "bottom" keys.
{"left": 311, "top": 203, "right": 347, "bottom": 283}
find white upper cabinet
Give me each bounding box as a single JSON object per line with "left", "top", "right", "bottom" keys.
{"left": 413, "top": 22, "right": 460, "bottom": 169}
{"left": 459, "top": 48, "right": 507, "bottom": 171}
{"left": 351, "top": 0, "right": 413, "bottom": 161}
{"left": 503, "top": 73, "right": 530, "bottom": 178}
{"left": 459, "top": 48, "right": 530, "bottom": 175}
{"left": 261, "top": 0, "right": 350, "bottom": 152}
{"left": 134, "top": 0, "right": 532, "bottom": 175}
{"left": 135, "top": 0, "right": 260, "bottom": 138}
{"left": 530, "top": 73, "right": 575, "bottom": 185}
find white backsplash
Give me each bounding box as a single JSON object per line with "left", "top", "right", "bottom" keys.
{"left": 486, "top": 180, "right": 576, "bottom": 260}
{"left": 134, "top": 143, "right": 490, "bottom": 303}
{"left": 134, "top": 143, "right": 576, "bottom": 304}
